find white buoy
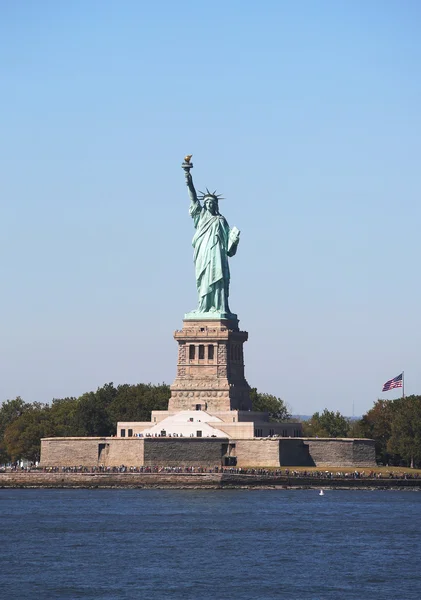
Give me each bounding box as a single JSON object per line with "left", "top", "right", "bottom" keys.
{"left": 319, "top": 489, "right": 324, "bottom": 496}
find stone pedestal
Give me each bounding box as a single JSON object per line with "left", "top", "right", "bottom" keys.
{"left": 169, "top": 318, "right": 251, "bottom": 412}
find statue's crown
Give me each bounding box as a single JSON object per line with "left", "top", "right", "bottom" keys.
{"left": 198, "top": 188, "right": 225, "bottom": 201}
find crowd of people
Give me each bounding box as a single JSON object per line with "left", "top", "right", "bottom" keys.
{"left": 1, "top": 465, "right": 419, "bottom": 479}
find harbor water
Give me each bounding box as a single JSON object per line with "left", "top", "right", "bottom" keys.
{"left": 1, "top": 489, "right": 421, "bottom": 599}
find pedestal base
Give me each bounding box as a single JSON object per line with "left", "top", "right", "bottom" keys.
{"left": 169, "top": 318, "right": 251, "bottom": 412}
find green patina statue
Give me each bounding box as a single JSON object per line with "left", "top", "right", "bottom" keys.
{"left": 182, "top": 156, "right": 240, "bottom": 320}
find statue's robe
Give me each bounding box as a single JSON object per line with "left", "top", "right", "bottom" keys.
{"left": 190, "top": 201, "right": 237, "bottom": 313}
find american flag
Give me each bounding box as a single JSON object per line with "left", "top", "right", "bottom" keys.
{"left": 382, "top": 373, "right": 403, "bottom": 392}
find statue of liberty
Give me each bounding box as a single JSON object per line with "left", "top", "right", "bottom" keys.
{"left": 182, "top": 156, "right": 240, "bottom": 319}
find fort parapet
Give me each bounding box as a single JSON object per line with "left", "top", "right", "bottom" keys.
{"left": 40, "top": 436, "right": 375, "bottom": 469}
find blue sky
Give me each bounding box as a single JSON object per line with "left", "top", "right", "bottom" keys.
{"left": 1, "top": 1, "right": 420, "bottom": 416}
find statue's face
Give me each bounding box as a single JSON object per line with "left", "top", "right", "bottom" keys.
{"left": 204, "top": 197, "right": 217, "bottom": 215}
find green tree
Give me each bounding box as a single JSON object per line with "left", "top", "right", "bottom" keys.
{"left": 387, "top": 395, "right": 421, "bottom": 468}
{"left": 74, "top": 383, "right": 117, "bottom": 436}
{"left": 50, "top": 397, "right": 82, "bottom": 436}
{"left": 348, "top": 418, "right": 365, "bottom": 439}
{"left": 107, "top": 383, "right": 170, "bottom": 424}
{"left": 3, "top": 403, "right": 54, "bottom": 463}
{"left": 0, "top": 397, "right": 31, "bottom": 464}
{"left": 250, "top": 388, "right": 291, "bottom": 422}
{"left": 358, "top": 399, "right": 395, "bottom": 464}
{"left": 303, "top": 409, "right": 350, "bottom": 438}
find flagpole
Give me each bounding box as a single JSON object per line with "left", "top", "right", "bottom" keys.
{"left": 402, "top": 371, "right": 405, "bottom": 399}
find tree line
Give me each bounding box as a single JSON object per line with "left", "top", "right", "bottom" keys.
{"left": 356, "top": 396, "right": 421, "bottom": 469}
{"left": 299, "top": 397, "right": 421, "bottom": 468}
{"left": 1, "top": 383, "right": 420, "bottom": 468}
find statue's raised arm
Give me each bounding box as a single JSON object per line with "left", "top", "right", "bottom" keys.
{"left": 185, "top": 170, "right": 198, "bottom": 205}
{"left": 182, "top": 155, "right": 199, "bottom": 205}
{"left": 181, "top": 154, "right": 240, "bottom": 321}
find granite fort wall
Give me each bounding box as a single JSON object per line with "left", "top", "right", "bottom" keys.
{"left": 41, "top": 438, "right": 228, "bottom": 468}
{"left": 351, "top": 439, "right": 376, "bottom": 466}
{"left": 233, "top": 438, "right": 375, "bottom": 468}
{"left": 304, "top": 439, "right": 376, "bottom": 467}
{"left": 143, "top": 438, "right": 228, "bottom": 467}
{"left": 40, "top": 437, "right": 376, "bottom": 468}
{"left": 41, "top": 438, "right": 145, "bottom": 468}
{"left": 234, "top": 439, "right": 281, "bottom": 467}
{"left": 41, "top": 438, "right": 101, "bottom": 467}
{"left": 279, "top": 439, "right": 313, "bottom": 466}
{"left": 104, "top": 439, "right": 144, "bottom": 466}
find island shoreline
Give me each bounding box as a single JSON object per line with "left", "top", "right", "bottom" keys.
{"left": 1, "top": 472, "right": 420, "bottom": 490}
